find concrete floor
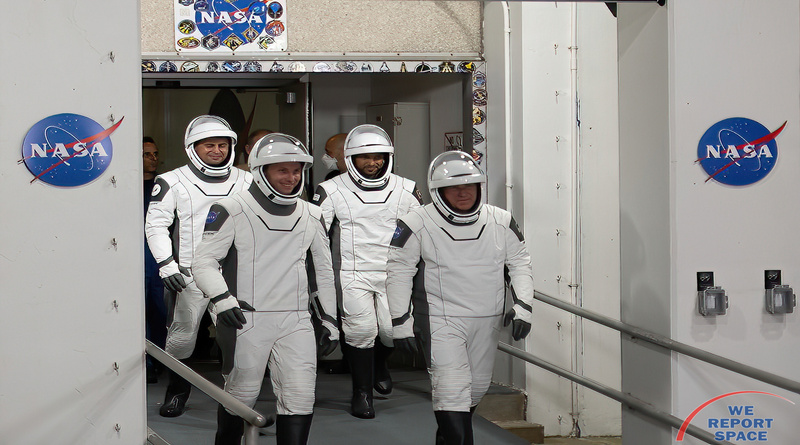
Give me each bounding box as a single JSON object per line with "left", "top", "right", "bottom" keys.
{"left": 148, "top": 360, "right": 529, "bottom": 445}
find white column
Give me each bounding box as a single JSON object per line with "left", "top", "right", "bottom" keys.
{"left": 0, "top": 1, "right": 145, "bottom": 443}
{"left": 485, "top": 1, "right": 621, "bottom": 436}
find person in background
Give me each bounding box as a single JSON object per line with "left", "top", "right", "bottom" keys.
{"left": 386, "top": 150, "right": 534, "bottom": 445}
{"left": 143, "top": 136, "right": 167, "bottom": 384}
{"left": 321, "top": 133, "right": 347, "bottom": 181}
{"left": 312, "top": 125, "right": 423, "bottom": 419}
{"left": 236, "top": 128, "right": 272, "bottom": 171}
{"left": 146, "top": 116, "right": 252, "bottom": 418}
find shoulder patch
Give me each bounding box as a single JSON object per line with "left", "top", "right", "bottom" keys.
{"left": 203, "top": 203, "right": 230, "bottom": 233}
{"left": 413, "top": 187, "right": 424, "bottom": 204}
{"left": 509, "top": 216, "right": 524, "bottom": 242}
{"left": 206, "top": 210, "right": 219, "bottom": 224}
{"left": 150, "top": 177, "right": 170, "bottom": 202}
{"left": 390, "top": 219, "right": 414, "bottom": 248}
{"left": 311, "top": 186, "right": 327, "bottom": 206}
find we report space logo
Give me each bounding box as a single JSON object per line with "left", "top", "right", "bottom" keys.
{"left": 678, "top": 391, "right": 794, "bottom": 442}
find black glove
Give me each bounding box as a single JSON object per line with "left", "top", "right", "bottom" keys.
{"left": 504, "top": 309, "right": 531, "bottom": 341}
{"left": 162, "top": 265, "right": 191, "bottom": 293}
{"left": 394, "top": 337, "right": 419, "bottom": 356}
{"left": 218, "top": 307, "right": 247, "bottom": 329}
{"left": 317, "top": 327, "right": 339, "bottom": 357}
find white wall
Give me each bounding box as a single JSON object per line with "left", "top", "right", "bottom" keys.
{"left": 0, "top": 1, "right": 145, "bottom": 444}
{"left": 670, "top": 1, "right": 800, "bottom": 443}
{"left": 619, "top": 1, "right": 800, "bottom": 443}
{"left": 485, "top": 1, "right": 622, "bottom": 437}
{"left": 617, "top": 4, "right": 673, "bottom": 443}
{"left": 574, "top": 4, "right": 623, "bottom": 436}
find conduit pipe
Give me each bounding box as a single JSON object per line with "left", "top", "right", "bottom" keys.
{"left": 502, "top": 1, "right": 514, "bottom": 214}
{"left": 568, "top": 2, "right": 585, "bottom": 437}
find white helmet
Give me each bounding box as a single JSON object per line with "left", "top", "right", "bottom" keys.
{"left": 344, "top": 124, "right": 394, "bottom": 188}
{"left": 248, "top": 133, "right": 313, "bottom": 205}
{"left": 428, "top": 150, "right": 486, "bottom": 224}
{"left": 184, "top": 115, "right": 238, "bottom": 177}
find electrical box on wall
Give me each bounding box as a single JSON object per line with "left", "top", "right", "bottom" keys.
{"left": 764, "top": 270, "right": 796, "bottom": 314}
{"left": 697, "top": 271, "right": 728, "bottom": 316}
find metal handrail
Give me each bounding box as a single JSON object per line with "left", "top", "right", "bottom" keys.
{"left": 145, "top": 340, "right": 271, "bottom": 444}
{"left": 533, "top": 290, "right": 800, "bottom": 395}
{"left": 497, "top": 342, "right": 734, "bottom": 445}
{"left": 503, "top": 289, "right": 800, "bottom": 444}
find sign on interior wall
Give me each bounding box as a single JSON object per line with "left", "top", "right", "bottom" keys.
{"left": 174, "top": 0, "right": 287, "bottom": 52}
{"left": 20, "top": 113, "right": 123, "bottom": 187}
{"left": 696, "top": 117, "right": 786, "bottom": 186}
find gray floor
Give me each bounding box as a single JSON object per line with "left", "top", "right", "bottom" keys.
{"left": 147, "top": 360, "right": 530, "bottom": 445}
{"left": 543, "top": 438, "right": 621, "bottom": 445}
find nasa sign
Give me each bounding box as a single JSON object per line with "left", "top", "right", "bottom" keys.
{"left": 174, "top": 0, "right": 287, "bottom": 52}
{"left": 696, "top": 117, "right": 786, "bottom": 186}
{"left": 21, "top": 113, "right": 123, "bottom": 187}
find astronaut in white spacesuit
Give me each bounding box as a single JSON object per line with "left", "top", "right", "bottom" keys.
{"left": 192, "top": 133, "right": 339, "bottom": 445}
{"left": 145, "top": 115, "right": 252, "bottom": 418}
{"left": 312, "top": 124, "right": 422, "bottom": 419}
{"left": 386, "top": 150, "right": 534, "bottom": 445}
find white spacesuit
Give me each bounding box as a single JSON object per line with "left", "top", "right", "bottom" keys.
{"left": 386, "top": 150, "right": 533, "bottom": 445}
{"left": 312, "top": 124, "right": 422, "bottom": 419}
{"left": 145, "top": 115, "right": 252, "bottom": 418}
{"left": 192, "top": 133, "right": 339, "bottom": 445}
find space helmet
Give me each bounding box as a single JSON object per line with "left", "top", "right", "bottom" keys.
{"left": 248, "top": 133, "right": 313, "bottom": 205}
{"left": 343, "top": 124, "right": 394, "bottom": 188}
{"left": 428, "top": 150, "right": 486, "bottom": 224}
{"left": 184, "top": 115, "right": 238, "bottom": 177}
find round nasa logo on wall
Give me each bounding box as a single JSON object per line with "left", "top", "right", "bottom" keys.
{"left": 21, "top": 113, "right": 122, "bottom": 187}
{"left": 697, "top": 117, "right": 786, "bottom": 186}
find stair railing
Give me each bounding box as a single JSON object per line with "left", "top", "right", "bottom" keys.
{"left": 498, "top": 290, "right": 800, "bottom": 445}
{"left": 145, "top": 340, "right": 271, "bottom": 445}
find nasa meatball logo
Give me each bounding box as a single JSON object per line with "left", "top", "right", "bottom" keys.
{"left": 696, "top": 117, "right": 786, "bottom": 186}
{"left": 194, "top": 0, "right": 271, "bottom": 50}
{"left": 206, "top": 211, "right": 219, "bottom": 224}
{"left": 21, "top": 113, "right": 123, "bottom": 187}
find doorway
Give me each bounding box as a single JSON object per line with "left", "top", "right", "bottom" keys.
{"left": 142, "top": 71, "right": 472, "bottom": 193}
